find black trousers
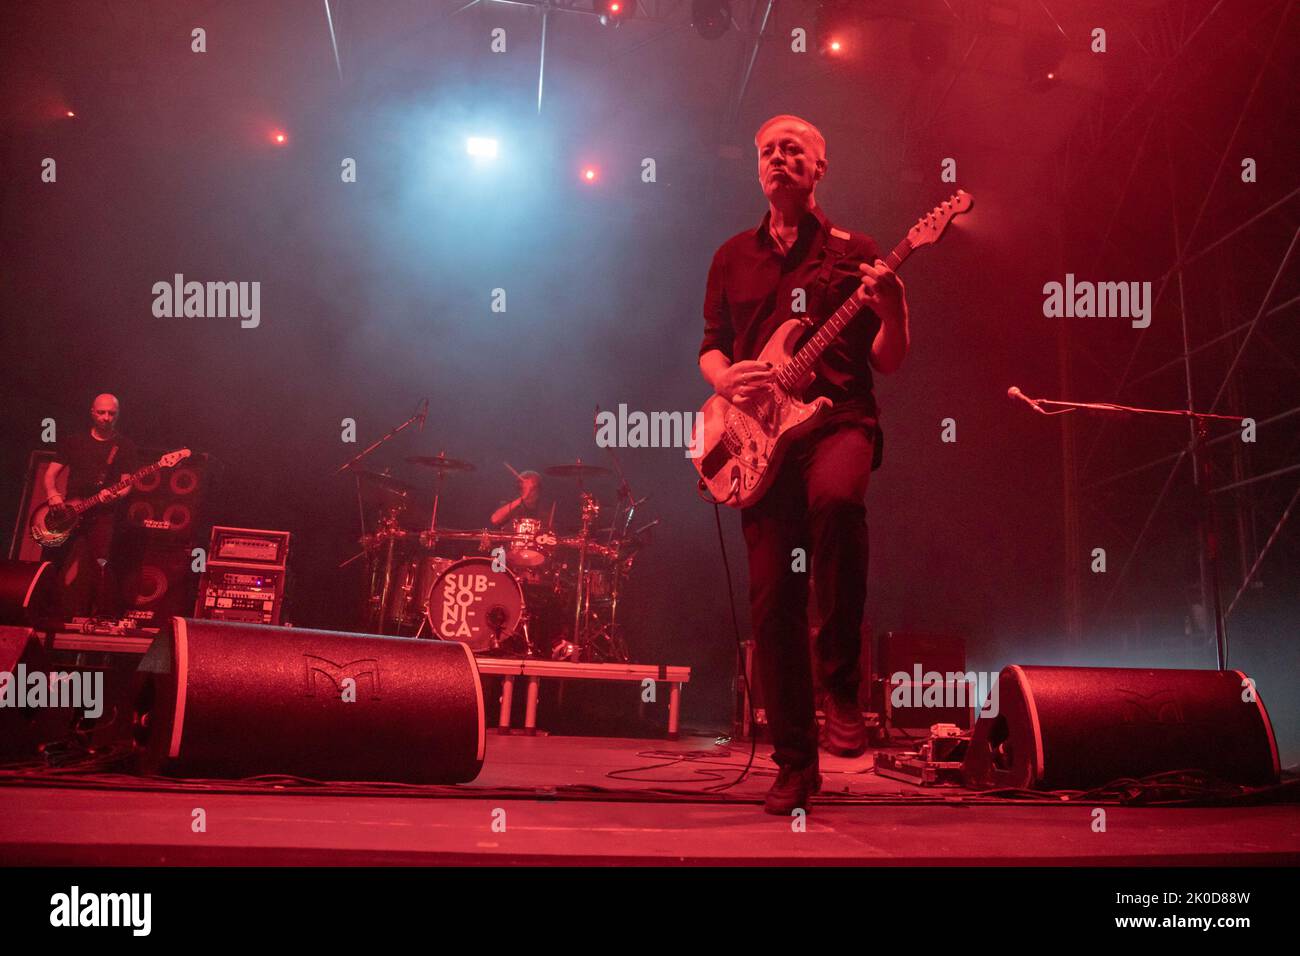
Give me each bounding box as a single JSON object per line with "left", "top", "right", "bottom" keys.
{"left": 58, "top": 511, "right": 120, "bottom": 620}
{"left": 741, "top": 419, "right": 874, "bottom": 771}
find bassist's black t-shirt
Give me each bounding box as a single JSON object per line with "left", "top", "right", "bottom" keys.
{"left": 53, "top": 430, "right": 140, "bottom": 500}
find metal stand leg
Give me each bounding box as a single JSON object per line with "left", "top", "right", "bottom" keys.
{"left": 497, "top": 676, "right": 515, "bottom": 734}
{"left": 668, "top": 682, "right": 682, "bottom": 740}
{"left": 524, "top": 676, "right": 540, "bottom": 735}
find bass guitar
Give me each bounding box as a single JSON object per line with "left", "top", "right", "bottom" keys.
{"left": 31, "top": 448, "right": 192, "bottom": 547}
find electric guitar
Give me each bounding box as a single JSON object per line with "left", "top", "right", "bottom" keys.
{"left": 30, "top": 448, "right": 192, "bottom": 547}
{"left": 694, "top": 190, "right": 973, "bottom": 508}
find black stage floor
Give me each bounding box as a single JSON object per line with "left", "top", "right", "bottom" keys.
{"left": 1, "top": 734, "right": 1296, "bottom": 866}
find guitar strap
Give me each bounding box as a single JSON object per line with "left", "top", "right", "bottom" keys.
{"left": 814, "top": 225, "right": 856, "bottom": 302}
{"left": 813, "top": 223, "right": 886, "bottom": 472}
{"left": 89, "top": 443, "right": 120, "bottom": 492}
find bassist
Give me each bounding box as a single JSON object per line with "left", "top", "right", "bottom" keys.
{"left": 42, "top": 393, "right": 139, "bottom": 621}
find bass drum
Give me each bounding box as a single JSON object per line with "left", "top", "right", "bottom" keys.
{"left": 425, "top": 557, "right": 524, "bottom": 652}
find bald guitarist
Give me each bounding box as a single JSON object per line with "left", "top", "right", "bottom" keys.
{"left": 43, "top": 393, "right": 139, "bottom": 621}
{"left": 699, "top": 114, "right": 910, "bottom": 815}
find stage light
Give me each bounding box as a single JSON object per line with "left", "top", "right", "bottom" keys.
{"left": 691, "top": 0, "right": 731, "bottom": 40}
{"left": 466, "top": 136, "right": 499, "bottom": 159}
{"left": 815, "top": 0, "right": 857, "bottom": 58}
{"left": 582, "top": 166, "right": 598, "bottom": 183}
{"left": 593, "top": 0, "right": 636, "bottom": 26}
{"left": 271, "top": 130, "right": 288, "bottom": 145}
{"left": 1022, "top": 37, "right": 1065, "bottom": 92}
{"left": 65, "top": 110, "right": 75, "bottom": 118}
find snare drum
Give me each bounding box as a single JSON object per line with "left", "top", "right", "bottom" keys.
{"left": 508, "top": 517, "right": 549, "bottom": 568}
{"left": 426, "top": 557, "right": 525, "bottom": 651}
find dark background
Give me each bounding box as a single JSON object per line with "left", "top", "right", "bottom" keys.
{"left": 2, "top": 1, "right": 1296, "bottom": 762}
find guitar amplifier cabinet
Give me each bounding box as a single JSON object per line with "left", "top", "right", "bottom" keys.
{"left": 194, "top": 527, "right": 291, "bottom": 626}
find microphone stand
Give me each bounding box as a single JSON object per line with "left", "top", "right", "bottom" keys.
{"left": 330, "top": 399, "right": 428, "bottom": 632}
{"left": 1010, "top": 387, "right": 1246, "bottom": 670}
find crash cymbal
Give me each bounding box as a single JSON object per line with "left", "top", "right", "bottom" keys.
{"left": 543, "top": 461, "right": 613, "bottom": 479}
{"left": 406, "top": 454, "right": 476, "bottom": 473}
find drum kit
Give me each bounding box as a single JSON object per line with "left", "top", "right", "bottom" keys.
{"left": 341, "top": 451, "right": 654, "bottom": 663}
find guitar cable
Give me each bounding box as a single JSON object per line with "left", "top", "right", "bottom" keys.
{"left": 696, "top": 478, "right": 759, "bottom": 791}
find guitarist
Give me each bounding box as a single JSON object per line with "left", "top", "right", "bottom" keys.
{"left": 699, "top": 115, "right": 910, "bottom": 814}
{"left": 42, "top": 393, "right": 140, "bottom": 621}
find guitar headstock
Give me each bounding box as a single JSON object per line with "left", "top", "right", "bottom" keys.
{"left": 159, "top": 449, "right": 192, "bottom": 468}
{"left": 906, "top": 188, "right": 973, "bottom": 250}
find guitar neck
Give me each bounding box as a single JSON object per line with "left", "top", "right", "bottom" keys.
{"left": 74, "top": 460, "right": 164, "bottom": 513}
{"left": 777, "top": 237, "right": 913, "bottom": 389}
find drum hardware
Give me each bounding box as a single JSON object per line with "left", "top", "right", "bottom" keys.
{"left": 541, "top": 461, "right": 613, "bottom": 481}
{"left": 336, "top": 438, "right": 653, "bottom": 659}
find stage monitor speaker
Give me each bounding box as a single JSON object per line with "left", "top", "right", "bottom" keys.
{"left": 0, "top": 560, "right": 57, "bottom": 627}
{"left": 0, "top": 626, "right": 60, "bottom": 761}
{"left": 133, "top": 618, "right": 486, "bottom": 783}
{"left": 961, "top": 665, "right": 1280, "bottom": 791}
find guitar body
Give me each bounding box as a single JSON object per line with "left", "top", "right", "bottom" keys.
{"left": 29, "top": 500, "right": 85, "bottom": 548}
{"left": 695, "top": 318, "right": 832, "bottom": 508}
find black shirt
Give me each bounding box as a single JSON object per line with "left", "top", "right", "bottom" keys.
{"left": 700, "top": 203, "right": 882, "bottom": 422}
{"left": 53, "top": 430, "right": 140, "bottom": 500}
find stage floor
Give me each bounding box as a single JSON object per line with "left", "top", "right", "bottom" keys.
{"left": 1, "top": 734, "right": 1296, "bottom": 866}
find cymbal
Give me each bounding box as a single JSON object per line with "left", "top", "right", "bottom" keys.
{"left": 544, "top": 461, "right": 613, "bottom": 479}
{"left": 406, "top": 454, "right": 476, "bottom": 473}
{"left": 350, "top": 469, "right": 416, "bottom": 496}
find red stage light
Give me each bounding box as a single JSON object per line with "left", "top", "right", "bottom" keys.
{"left": 65, "top": 110, "right": 75, "bottom": 118}
{"left": 271, "top": 131, "right": 287, "bottom": 145}
{"left": 583, "top": 167, "right": 598, "bottom": 182}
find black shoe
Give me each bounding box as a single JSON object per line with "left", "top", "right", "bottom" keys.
{"left": 820, "top": 694, "right": 868, "bottom": 757}
{"left": 763, "top": 763, "right": 822, "bottom": 815}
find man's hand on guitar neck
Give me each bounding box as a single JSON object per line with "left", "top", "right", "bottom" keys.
{"left": 857, "top": 259, "right": 910, "bottom": 375}
{"left": 94, "top": 476, "right": 134, "bottom": 504}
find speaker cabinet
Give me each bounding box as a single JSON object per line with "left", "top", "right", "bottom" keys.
{"left": 123, "top": 451, "right": 208, "bottom": 541}
{"left": 8, "top": 451, "right": 60, "bottom": 563}
{"left": 134, "top": 618, "right": 486, "bottom": 783}
{"left": 116, "top": 545, "right": 193, "bottom": 629}
{"left": 962, "top": 665, "right": 1280, "bottom": 791}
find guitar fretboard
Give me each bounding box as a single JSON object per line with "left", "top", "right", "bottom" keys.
{"left": 775, "top": 238, "right": 912, "bottom": 390}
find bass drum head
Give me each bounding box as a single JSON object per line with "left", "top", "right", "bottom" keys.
{"left": 426, "top": 557, "right": 524, "bottom": 651}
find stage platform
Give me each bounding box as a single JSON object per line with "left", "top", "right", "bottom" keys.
{"left": 1, "top": 734, "right": 1296, "bottom": 866}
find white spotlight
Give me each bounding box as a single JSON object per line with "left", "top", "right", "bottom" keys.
{"left": 466, "top": 137, "right": 499, "bottom": 159}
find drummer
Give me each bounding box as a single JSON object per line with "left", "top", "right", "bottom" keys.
{"left": 490, "top": 470, "right": 556, "bottom": 529}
